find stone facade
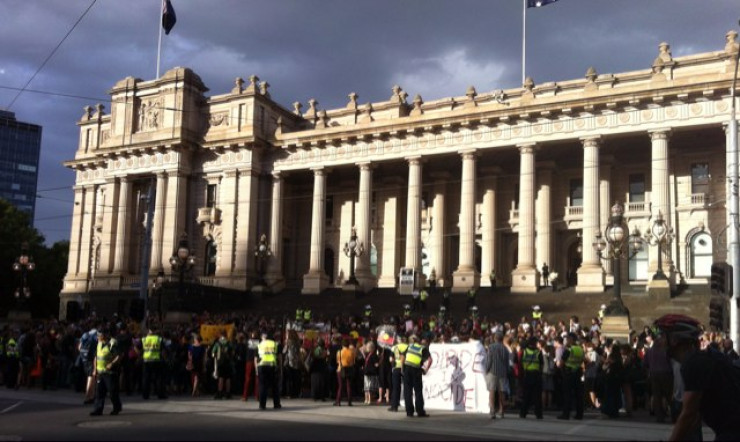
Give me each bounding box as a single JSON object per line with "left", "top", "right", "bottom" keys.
{"left": 60, "top": 32, "right": 740, "bottom": 317}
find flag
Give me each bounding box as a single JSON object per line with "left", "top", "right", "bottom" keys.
{"left": 527, "top": 0, "right": 558, "bottom": 7}
{"left": 162, "top": 0, "right": 177, "bottom": 35}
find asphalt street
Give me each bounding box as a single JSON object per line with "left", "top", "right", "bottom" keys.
{"left": 0, "top": 388, "right": 715, "bottom": 441}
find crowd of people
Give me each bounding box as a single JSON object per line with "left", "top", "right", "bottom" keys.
{"left": 1, "top": 301, "right": 739, "bottom": 434}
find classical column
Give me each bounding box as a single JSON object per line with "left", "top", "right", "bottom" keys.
{"left": 535, "top": 163, "right": 553, "bottom": 287}
{"left": 648, "top": 129, "right": 674, "bottom": 290}
{"left": 61, "top": 186, "right": 87, "bottom": 296}
{"left": 354, "top": 162, "right": 375, "bottom": 288}
{"left": 429, "top": 172, "right": 449, "bottom": 288}
{"left": 453, "top": 150, "right": 480, "bottom": 291}
{"left": 266, "top": 171, "right": 285, "bottom": 290}
{"left": 481, "top": 169, "right": 499, "bottom": 288}
{"left": 98, "top": 178, "right": 119, "bottom": 275}
{"left": 234, "top": 169, "right": 259, "bottom": 283}
{"left": 150, "top": 172, "right": 167, "bottom": 271}
{"left": 216, "top": 170, "right": 238, "bottom": 276}
{"left": 112, "top": 177, "right": 130, "bottom": 274}
{"left": 303, "top": 168, "right": 329, "bottom": 294}
{"left": 512, "top": 144, "right": 539, "bottom": 293}
{"left": 577, "top": 137, "right": 605, "bottom": 293}
{"left": 600, "top": 158, "right": 613, "bottom": 281}
{"left": 77, "top": 185, "right": 97, "bottom": 282}
{"left": 378, "top": 180, "right": 401, "bottom": 288}
{"left": 405, "top": 157, "right": 423, "bottom": 286}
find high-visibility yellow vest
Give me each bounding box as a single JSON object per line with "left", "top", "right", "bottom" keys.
{"left": 420, "top": 290, "right": 428, "bottom": 301}
{"left": 142, "top": 335, "right": 162, "bottom": 362}
{"left": 429, "top": 319, "right": 436, "bottom": 329}
{"left": 467, "top": 289, "right": 476, "bottom": 298}
{"left": 6, "top": 338, "right": 17, "bottom": 358}
{"left": 404, "top": 343, "right": 424, "bottom": 368}
{"left": 522, "top": 348, "right": 541, "bottom": 372}
{"left": 296, "top": 309, "right": 304, "bottom": 321}
{"left": 392, "top": 343, "right": 408, "bottom": 369}
{"left": 532, "top": 311, "right": 542, "bottom": 320}
{"left": 303, "top": 309, "right": 312, "bottom": 321}
{"left": 96, "top": 339, "right": 116, "bottom": 374}
{"left": 258, "top": 339, "right": 277, "bottom": 366}
{"left": 565, "top": 346, "right": 584, "bottom": 371}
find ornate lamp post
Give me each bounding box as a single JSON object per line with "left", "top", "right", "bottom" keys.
{"left": 254, "top": 233, "right": 272, "bottom": 287}
{"left": 154, "top": 270, "right": 165, "bottom": 320}
{"left": 169, "top": 236, "right": 195, "bottom": 310}
{"left": 12, "top": 242, "right": 35, "bottom": 310}
{"left": 593, "top": 202, "right": 644, "bottom": 316}
{"left": 644, "top": 211, "right": 674, "bottom": 281}
{"left": 343, "top": 227, "right": 364, "bottom": 286}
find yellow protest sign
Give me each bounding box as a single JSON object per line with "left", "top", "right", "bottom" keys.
{"left": 200, "top": 324, "right": 235, "bottom": 344}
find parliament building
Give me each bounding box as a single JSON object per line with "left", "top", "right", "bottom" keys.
{"left": 60, "top": 31, "right": 740, "bottom": 319}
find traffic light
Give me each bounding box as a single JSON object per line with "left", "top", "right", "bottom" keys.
{"left": 711, "top": 262, "right": 733, "bottom": 296}
{"left": 709, "top": 298, "right": 726, "bottom": 331}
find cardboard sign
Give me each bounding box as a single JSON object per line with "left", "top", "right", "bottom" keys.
{"left": 403, "top": 342, "right": 489, "bottom": 413}
{"left": 200, "top": 324, "right": 235, "bottom": 345}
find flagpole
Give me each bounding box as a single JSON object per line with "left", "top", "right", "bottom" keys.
{"left": 156, "top": 0, "right": 164, "bottom": 78}
{"left": 522, "top": 0, "right": 527, "bottom": 85}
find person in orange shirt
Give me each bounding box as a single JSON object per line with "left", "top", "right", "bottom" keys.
{"left": 334, "top": 338, "right": 356, "bottom": 406}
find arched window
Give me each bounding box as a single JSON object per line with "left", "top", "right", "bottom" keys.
{"left": 689, "top": 232, "right": 712, "bottom": 278}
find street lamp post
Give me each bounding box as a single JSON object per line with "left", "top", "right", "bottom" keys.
{"left": 254, "top": 233, "right": 272, "bottom": 287}
{"left": 169, "top": 236, "right": 195, "bottom": 310}
{"left": 154, "top": 270, "right": 165, "bottom": 320}
{"left": 593, "top": 202, "right": 644, "bottom": 318}
{"left": 12, "top": 242, "right": 35, "bottom": 310}
{"left": 343, "top": 227, "right": 364, "bottom": 286}
{"left": 645, "top": 211, "right": 675, "bottom": 282}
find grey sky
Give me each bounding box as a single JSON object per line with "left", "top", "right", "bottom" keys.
{"left": 0, "top": 0, "right": 736, "bottom": 244}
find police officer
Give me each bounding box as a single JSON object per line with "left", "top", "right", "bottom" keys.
{"left": 303, "top": 307, "right": 312, "bottom": 324}
{"left": 141, "top": 325, "right": 166, "bottom": 400}
{"left": 364, "top": 305, "right": 373, "bottom": 322}
{"left": 295, "top": 306, "right": 304, "bottom": 325}
{"left": 4, "top": 332, "right": 19, "bottom": 389}
{"left": 90, "top": 328, "right": 122, "bottom": 416}
{"left": 256, "top": 331, "right": 282, "bottom": 410}
{"left": 532, "top": 305, "right": 543, "bottom": 326}
{"left": 403, "top": 335, "right": 430, "bottom": 418}
{"left": 558, "top": 333, "right": 584, "bottom": 420}
{"left": 598, "top": 304, "right": 606, "bottom": 322}
{"left": 387, "top": 335, "right": 407, "bottom": 412}
{"left": 520, "top": 337, "right": 544, "bottom": 419}
{"left": 438, "top": 306, "right": 447, "bottom": 325}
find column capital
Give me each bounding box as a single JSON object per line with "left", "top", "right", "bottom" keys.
{"left": 356, "top": 161, "right": 375, "bottom": 171}
{"left": 723, "top": 121, "right": 739, "bottom": 134}
{"left": 405, "top": 155, "right": 423, "bottom": 165}
{"left": 580, "top": 136, "right": 602, "bottom": 148}
{"left": 155, "top": 171, "right": 167, "bottom": 179}
{"left": 272, "top": 170, "right": 284, "bottom": 180}
{"left": 517, "top": 143, "right": 537, "bottom": 154}
{"left": 648, "top": 129, "right": 672, "bottom": 140}
{"left": 310, "top": 166, "right": 328, "bottom": 176}
{"left": 458, "top": 148, "right": 478, "bottom": 159}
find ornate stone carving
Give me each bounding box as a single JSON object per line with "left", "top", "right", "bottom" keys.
{"left": 523, "top": 76, "right": 535, "bottom": 92}
{"left": 137, "top": 99, "right": 162, "bottom": 131}
{"left": 260, "top": 81, "right": 270, "bottom": 97}
{"left": 410, "top": 94, "right": 423, "bottom": 116}
{"left": 347, "top": 92, "right": 359, "bottom": 110}
{"left": 232, "top": 77, "right": 244, "bottom": 94}
{"left": 360, "top": 103, "right": 374, "bottom": 123}
{"left": 293, "top": 101, "right": 303, "bottom": 116}
{"left": 209, "top": 111, "right": 230, "bottom": 127}
{"left": 246, "top": 75, "right": 259, "bottom": 93}
{"left": 465, "top": 86, "right": 478, "bottom": 108}
{"left": 726, "top": 30, "right": 739, "bottom": 54}
{"left": 82, "top": 105, "right": 93, "bottom": 121}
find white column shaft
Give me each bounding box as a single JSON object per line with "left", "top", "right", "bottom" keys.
{"left": 458, "top": 151, "right": 477, "bottom": 271}
{"left": 535, "top": 168, "right": 552, "bottom": 281}
{"left": 582, "top": 138, "right": 601, "bottom": 268}
{"left": 150, "top": 172, "right": 167, "bottom": 271}
{"left": 308, "top": 169, "right": 327, "bottom": 272}
{"left": 517, "top": 146, "right": 536, "bottom": 270}
{"left": 405, "top": 157, "right": 422, "bottom": 272}
{"left": 355, "top": 163, "right": 373, "bottom": 276}
{"left": 112, "top": 178, "right": 130, "bottom": 273}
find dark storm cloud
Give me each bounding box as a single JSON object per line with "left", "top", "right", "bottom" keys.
{"left": 0, "top": 0, "right": 736, "bottom": 244}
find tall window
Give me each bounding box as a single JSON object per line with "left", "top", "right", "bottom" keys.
{"left": 629, "top": 174, "right": 645, "bottom": 202}
{"left": 691, "top": 163, "right": 710, "bottom": 195}
{"left": 206, "top": 184, "right": 217, "bottom": 208}
{"left": 570, "top": 178, "right": 583, "bottom": 206}
{"left": 325, "top": 195, "right": 334, "bottom": 226}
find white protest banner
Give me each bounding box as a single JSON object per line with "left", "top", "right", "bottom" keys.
{"left": 412, "top": 342, "right": 489, "bottom": 413}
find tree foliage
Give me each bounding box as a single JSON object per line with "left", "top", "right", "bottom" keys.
{"left": 0, "top": 199, "right": 68, "bottom": 317}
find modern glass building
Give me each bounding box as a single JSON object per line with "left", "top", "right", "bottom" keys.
{"left": 0, "top": 110, "right": 42, "bottom": 221}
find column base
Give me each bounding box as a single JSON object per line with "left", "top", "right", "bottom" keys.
{"left": 377, "top": 274, "right": 398, "bottom": 289}
{"left": 302, "top": 271, "right": 329, "bottom": 295}
{"left": 354, "top": 269, "right": 377, "bottom": 292}
{"left": 511, "top": 266, "right": 539, "bottom": 294}
{"left": 451, "top": 268, "right": 480, "bottom": 294}
{"left": 576, "top": 265, "right": 605, "bottom": 293}
{"left": 600, "top": 314, "right": 632, "bottom": 344}
{"left": 647, "top": 278, "right": 671, "bottom": 301}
